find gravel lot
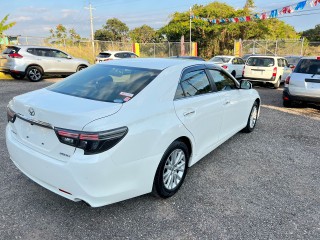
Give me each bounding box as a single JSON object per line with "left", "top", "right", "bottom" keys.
{"left": 0, "top": 79, "right": 319, "bottom": 239}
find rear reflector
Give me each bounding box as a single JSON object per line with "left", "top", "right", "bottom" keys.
{"left": 221, "top": 65, "right": 228, "bottom": 69}
{"left": 283, "top": 96, "right": 289, "bottom": 101}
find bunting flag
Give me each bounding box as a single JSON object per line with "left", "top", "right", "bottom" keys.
{"left": 190, "top": 0, "right": 318, "bottom": 25}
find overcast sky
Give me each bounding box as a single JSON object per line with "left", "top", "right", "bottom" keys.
{"left": 2, "top": 0, "right": 319, "bottom": 38}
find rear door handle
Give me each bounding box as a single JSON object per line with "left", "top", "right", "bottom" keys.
{"left": 225, "top": 100, "right": 231, "bottom": 105}
{"left": 183, "top": 110, "right": 195, "bottom": 116}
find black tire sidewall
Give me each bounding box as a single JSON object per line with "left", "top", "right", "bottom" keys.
{"left": 153, "top": 141, "right": 189, "bottom": 198}
{"left": 27, "top": 66, "right": 43, "bottom": 82}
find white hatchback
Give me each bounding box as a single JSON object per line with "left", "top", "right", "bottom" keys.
{"left": 243, "top": 56, "right": 292, "bottom": 88}
{"left": 283, "top": 56, "right": 320, "bottom": 107}
{"left": 6, "top": 59, "right": 260, "bottom": 207}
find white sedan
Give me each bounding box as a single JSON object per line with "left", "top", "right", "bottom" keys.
{"left": 6, "top": 58, "right": 260, "bottom": 207}
{"left": 209, "top": 55, "right": 245, "bottom": 79}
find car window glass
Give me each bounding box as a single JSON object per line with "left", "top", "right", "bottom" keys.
{"left": 115, "top": 53, "right": 123, "bottom": 58}
{"left": 174, "top": 83, "right": 185, "bottom": 99}
{"left": 98, "top": 52, "right": 111, "bottom": 58}
{"left": 246, "top": 57, "right": 274, "bottom": 67}
{"left": 283, "top": 59, "right": 288, "bottom": 67}
{"left": 47, "top": 65, "right": 161, "bottom": 103}
{"left": 180, "top": 70, "right": 212, "bottom": 97}
{"left": 232, "top": 58, "right": 237, "bottom": 64}
{"left": 52, "top": 50, "right": 68, "bottom": 58}
{"left": 294, "top": 59, "right": 320, "bottom": 74}
{"left": 278, "top": 59, "right": 283, "bottom": 67}
{"left": 35, "top": 48, "right": 52, "bottom": 57}
{"left": 130, "top": 53, "right": 138, "bottom": 58}
{"left": 27, "top": 48, "right": 35, "bottom": 55}
{"left": 208, "top": 69, "right": 236, "bottom": 91}
{"left": 238, "top": 58, "right": 245, "bottom": 64}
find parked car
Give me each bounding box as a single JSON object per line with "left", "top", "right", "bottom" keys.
{"left": 242, "top": 56, "right": 292, "bottom": 88}
{"left": 209, "top": 55, "right": 245, "bottom": 78}
{"left": 6, "top": 58, "right": 260, "bottom": 207}
{"left": 283, "top": 56, "right": 320, "bottom": 107}
{"left": 170, "top": 56, "right": 205, "bottom": 61}
{"left": 284, "top": 55, "right": 302, "bottom": 70}
{"left": 95, "top": 51, "right": 138, "bottom": 63}
{"left": 0, "top": 45, "right": 89, "bottom": 81}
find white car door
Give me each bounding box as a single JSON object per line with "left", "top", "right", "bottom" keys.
{"left": 174, "top": 67, "right": 224, "bottom": 157}
{"left": 207, "top": 69, "right": 252, "bottom": 139}
{"left": 51, "top": 50, "right": 77, "bottom": 73}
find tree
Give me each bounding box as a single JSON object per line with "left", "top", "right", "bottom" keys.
{"left": 244, "top": 0, "right": 255, "bottom": 11}
{"left": 49, "top": 24, "right": 81, "bottom": 44}
{"left": 94, "top": 18, "right": 129, "bottom": 41}
{"left": 0, "top": 14, "right": 16, "bottom": 36}
{"left": 301, "top": 24, "right": 320, "bottom": 41}
{"left": 160, "top": 1, "right": 299, "bottom": 58}
{"left": 129, "top": 25, "right": 162, "bottom": 43}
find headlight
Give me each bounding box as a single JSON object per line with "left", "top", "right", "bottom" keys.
{"left": 7, "top": 106, "right": 16, "bottom": 123}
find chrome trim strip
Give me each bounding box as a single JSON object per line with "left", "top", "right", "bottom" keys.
{"left": 16, "top": 114, "right": 54, "bottom": 129}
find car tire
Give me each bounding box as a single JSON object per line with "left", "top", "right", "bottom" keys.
{"left": 26, "top": 66, "right": 43, "bottom": 82}
{"left": 283, "top": 100, "right": 292, "bottom": 108}
{"left": 273, "top": 77, "right": 281, "bottom": 89}
{"left": 152, "top": 141, "right": 189, "bottom": 198}
{"left": 10, "top": 72, "right": 25, "bottom": 80}
{"left": 77, "top": 65, "right": 87, "bottom": 71}
{"left": 242, "top": 101, "right": 259, "bottom": 133}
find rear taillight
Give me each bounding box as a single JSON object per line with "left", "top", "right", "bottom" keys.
{"left": 8, "top": 53, "right": 23, "bottom": 58}
{"left": 285, "top": 76, "right": 291, "bottom": 85}
{"left": 272, "top": 67, "right": 277, "bottom": 77}
{"left": 104, "top": 58, "right": 113, "bottom": 61}
{"left": 290, "top": 65, "right": 295, "bottom": 70}
{"left": 221, "top": 65, "right": 228, "bottom": 70}
{"left": 242, "top": 66, "right": 245, "bottom": 76}
{"left": 7, "top": 107, "right": 16, "bottom": 123}
{"left": 317, "top": 57, "right": 320, "bottom": 60}
{"left": 55, "top": 126, "right": 128, "bottom": 155}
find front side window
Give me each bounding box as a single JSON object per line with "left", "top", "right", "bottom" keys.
{"left": 47, "top": 65, "right": 161, "bottom": 103}
{"left": 208, "top": 70, "right": 236, "bottom": 91}
{"left": 179, "top": 70, "right": 212, "bottom": 97}
{"left": 52, "top": 50, "right": 68, "bottom": 58}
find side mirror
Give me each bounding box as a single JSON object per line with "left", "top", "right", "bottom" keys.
{"left": 288, "top": 64, "right": 294, "bottom": 69}
{"left": 67, "top": 55, "right": 72, "bottom": 59}
{"left": 240, "top": 80, "right": 252, "bottom": 89}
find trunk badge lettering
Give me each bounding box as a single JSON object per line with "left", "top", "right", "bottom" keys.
{"left": 28, "top": 107, "right": 35, "bottom": 116}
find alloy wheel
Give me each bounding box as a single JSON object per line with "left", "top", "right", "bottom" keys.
{"left": 163, "top": 149, "right": 186, "bottom": 190}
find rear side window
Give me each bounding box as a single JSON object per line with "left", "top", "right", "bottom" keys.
{"left": 98, "top": 52, "right": 111, "bottom": 58}
{"left": 246, "top": 57, "right": 274, "bottom": 67}
{"left": 3, "top": 47, "right": 20, "bottom": 54}
{"left": 47, "top": 65, "right": 161, "bottom": 103}
{"left": 294, "top": 59, "right": 320, "bottom": 74}
{"left": 179, "top": 70, "right": 212, "bottom": 97}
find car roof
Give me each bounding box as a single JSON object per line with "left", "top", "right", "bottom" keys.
{"left": 100, "top": 50, "right": 134, "bottom": 54}
{"left": 247, "top": 55, "right": 284, "bottom": 59}
{"left": 300, "top": 56, "right": 320, "bottom": 60}
{"left": 98, "top": 58, "right": 210, "bottom": 70}
{"left": 7, "top": 45, "right": 54, "bottom": 49}
{"left": 213, "top": 55, "right": 235, "bottom": 58}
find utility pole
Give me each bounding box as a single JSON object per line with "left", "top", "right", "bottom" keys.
{"left": 189, "top": 7, "right": 192, "bottom": 56}
{"left": 85, "top": 2, "right": 95, "bottom": 60}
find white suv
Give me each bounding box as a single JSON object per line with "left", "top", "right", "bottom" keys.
{"left": 95, "top": 51, "right": 138, "bottom": 63}
{"left": 283, "top": 56, "right": 320, "bottom": 107}
{"left": 243, "top": 56, "right": 292, "bottom": 88}
{"left": 0, "top": 45, "right": 89, "bottom": 82}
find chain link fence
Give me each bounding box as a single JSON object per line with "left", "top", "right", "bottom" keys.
{"left": 6, "top": 36, "right": 192, "bottom": 63}
{"left": 237, "top": 39, "right": 320, "bottom": 57}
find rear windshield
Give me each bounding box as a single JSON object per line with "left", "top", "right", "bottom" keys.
{"left": 210, "top": 57, "right": 230, "bottom": 63}
{"left": 246, "top": 57, "right": 275, "bottom": 67}
{"left": 47, "top": 64, "right": 161, "bottom": 103}
{"left": 98, "top": 52, "right": 111, "bottom": 58}
{"left": 294, "top": 59, "right": 320, "bottom": 74}
{"left": 3, "top": 46, "right": 20, "bottom": 54}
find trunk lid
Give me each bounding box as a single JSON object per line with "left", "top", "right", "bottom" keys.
{"left": 9, "top": 89, "right": 122, "bottom": 162}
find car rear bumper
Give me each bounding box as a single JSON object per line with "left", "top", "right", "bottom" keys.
{"left": 283, "top": 87, "right": 320, "bottom": 103}
{"left": 6, "top": 124, "right": 158, "bottom": 207}
{"left": 242, "top": 76, "right": 276, "bottom": 83}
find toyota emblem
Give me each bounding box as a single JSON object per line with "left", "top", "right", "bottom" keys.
{"left": 28, "top": 107, "right": 35, "bottom": 116}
